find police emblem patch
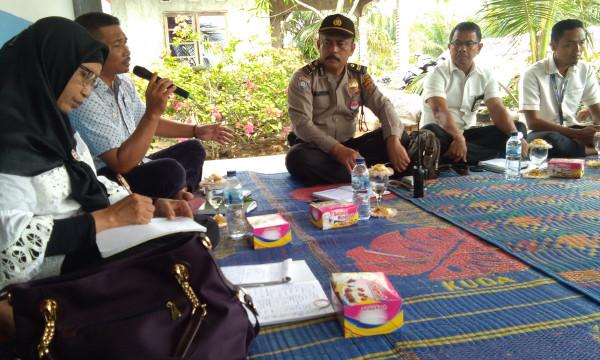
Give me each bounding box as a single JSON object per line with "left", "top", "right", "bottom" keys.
{"left": 348, "top": 79, "right": 359, "bottom": 94}
{"left": 298, "top": 76, "right": 310, "bottom": 90}
{"left": 362, "top": 75, "right": 376, "bottom": 94}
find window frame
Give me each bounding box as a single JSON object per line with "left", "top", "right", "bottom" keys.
{"left": 163, "top": 12, "right": 228, "bottom": 67}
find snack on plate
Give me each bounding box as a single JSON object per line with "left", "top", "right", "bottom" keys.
{"left": 586, "top": 158, "right": 600, "bottom": 168}
{"left": 529, "top": 138, "right": 553, "bottom": 149}
{"left": 213, "top": 214, "right": 227, "bottom": 228}
{"left": 369, "top": 164, "right": 394, "bottom": 176}
{"left": 370, "top": 207, "right": 397, "bottom": 218}
{"left": 522, "top": 168, "right": 550, "bottom": 179}
{"left": 200, "top": 173, "right": 226, "bottom": 189}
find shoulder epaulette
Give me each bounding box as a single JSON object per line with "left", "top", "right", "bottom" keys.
{"left": 301, "top": 60, "right": 321, "bottom": 75}
{"left": 347, "top": 63, "right": 367, "bottom": 74}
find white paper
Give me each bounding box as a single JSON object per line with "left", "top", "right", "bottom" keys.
{"left": 96, "top": 217, "right": 206, "bottom": 258}
{"left": 240, "top": 260, "right": 335, "bottom": 325}
{"left": 479, "top": 158, "right": 529, "bottom": 173}
{"left": 221, "top": 258, "right": 293, "bottom": 286}
{"left": 245, "top": 280, "right": 335, "bottom": 326}
{"left": 313, "top": 185, "right": 389, "bottom": 202}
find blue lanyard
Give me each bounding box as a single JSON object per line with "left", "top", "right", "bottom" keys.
{"left": 550, "top": 74, "right": 568, "bottom": 125}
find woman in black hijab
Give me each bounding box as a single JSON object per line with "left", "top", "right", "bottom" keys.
{"left": 0, "top": 17, "right": 195, "bottom": 338}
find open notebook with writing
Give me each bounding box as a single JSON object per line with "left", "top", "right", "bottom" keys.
{"left": 221, "top": 260, "right": 335, "bottom": 326}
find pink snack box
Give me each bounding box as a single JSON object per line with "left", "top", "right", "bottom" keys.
{"left": 548, "top": 158, "right": 585, "bottom": 178}
{"left": 246, "top": 213, "right": 291, "bottom": 250}
{"left": 330, "top": 272, "right": 404, "bottom": 338}
{"left": 309, "top": 201, "right": 358, "bottom": 230}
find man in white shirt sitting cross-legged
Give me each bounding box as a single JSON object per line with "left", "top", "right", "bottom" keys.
{"left": 421, "top": 21, "right": 528, "bottom": 166}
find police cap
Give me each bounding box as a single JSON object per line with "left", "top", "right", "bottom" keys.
{"left": 318, "top": 14, "right": 355, "bottom": 38}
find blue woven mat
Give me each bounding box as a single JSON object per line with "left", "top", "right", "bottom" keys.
{"left": 214, "top": 171, "right": 600, "bottom": 359}
{"left": 396, "top": 164, "right": 600, "bottom": 305}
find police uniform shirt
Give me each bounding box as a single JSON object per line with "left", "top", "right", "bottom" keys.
{"left": 287, "top": 60, "right": 404, "bottom": 153}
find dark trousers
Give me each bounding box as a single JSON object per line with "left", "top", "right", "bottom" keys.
{"left": 285, "top": 128, "right": 410, "bottom": 185}
{"left": 422, "top": 122, "right": 528, "bottom": 165}
{"left": 98, "top": 140, "right": 206, "bottom": 199}
{"left": 526, "top": 129, "right": 586, "bottom": 158}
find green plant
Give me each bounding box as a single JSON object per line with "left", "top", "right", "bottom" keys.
{"left": 404, "top": 73, "right": 427, "bottom": 96}
{"left": 132, "top": 18, "right": 302, "bottom": 158}
{"left": 282, "top": 11, "right": 321, "bottom": 62}
{"left": 409, "top": 12, "right": 455, "bottom": 59}
{"left": 365, "top": 11, "right": 397, "bottom": 77}
{"left": 478, "top": 0, "right": 600, "bottom": 64}
{"left": 499, "top": 74, "right": 520, "bottom": 110}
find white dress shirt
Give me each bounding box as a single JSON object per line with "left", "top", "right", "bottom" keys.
{"left": 519, "top": 54, "right": 600, "bottom": 127}
{"left": 421, "top": 59, "right": 501, "bottom": 131}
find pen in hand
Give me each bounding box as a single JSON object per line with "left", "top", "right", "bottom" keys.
{"left": 116, "top": 173, "right": 132, "bottom": 195}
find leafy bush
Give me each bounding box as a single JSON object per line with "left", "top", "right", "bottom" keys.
{"left": 500, "top": 74, "right": 520, "bottom": 110}
{"left": 131, "top": 18, "right": 303, "bottom": 158}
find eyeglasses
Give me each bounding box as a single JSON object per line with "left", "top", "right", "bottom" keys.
{"left": 450, "top": 41, "right": 480, "bottom": 49}
{"left": 79, "top": 65, "right": 99, "bottom": 87}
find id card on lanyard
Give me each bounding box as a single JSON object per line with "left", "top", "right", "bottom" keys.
{"left": 550, "top": 74, "right": 568, "bottom": 125}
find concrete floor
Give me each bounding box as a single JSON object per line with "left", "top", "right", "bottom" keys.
{"left": 202, "top": 154, "right": 287, "bottom": 177}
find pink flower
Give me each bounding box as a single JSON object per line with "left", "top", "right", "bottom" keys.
{"left": 283, "top": 126, "right": 291, "bottom": 134}
{"left": 284, "top": 88, "right": 289, "bottom": 94}
{"left": 176, "top": 137, "right": 187, "bottom": 143}
{"left": 244, "top": 95, "right": 250, "bottom": 101}
{"left": 244, "top": 121, "right": 254, "bottom": 135}
{"left": 245, "top": 81, "right": 257, "bottom": 90}
{"left": 212, "top": 108, "right": 222, "bottom": 119}
{"left": 174, "top": 102, "right": 183, "bottom": 111}
{"left": 185, "top": 118, "right": 193, "bottom": 124}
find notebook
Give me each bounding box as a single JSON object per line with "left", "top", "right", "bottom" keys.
{"left": 313, "top": 185, "right": 390, "bottom": 202}
{"left": 478, "top": 158, "right": 529, "bottom": 173}
{"left": 221, "top": 260, "right": 335, "bottom": 326}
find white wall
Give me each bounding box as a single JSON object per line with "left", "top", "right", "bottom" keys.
{"left": 0, "top": 0, "right": 74, "bottom": 45}
{"left": 0, "top": 0, "right": 74, "bottom": 22}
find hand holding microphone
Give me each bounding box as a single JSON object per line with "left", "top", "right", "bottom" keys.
{"left": 133, "top": 65, "right": 193, "bottom": 99}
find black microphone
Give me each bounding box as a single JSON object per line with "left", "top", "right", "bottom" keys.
{"left": 413, "top": 129, "right": 425, "bottom": 198}
{"left": 132, "top": 65, "right": 193, "bottom": 99}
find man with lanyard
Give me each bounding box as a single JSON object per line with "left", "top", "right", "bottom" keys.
{"left": 520, "top": 19, "right": 600, "bottom": 158}
{"left": 286, "top": 14, "right": 410, "bottom": 184}
{"left": 69, "top": 13, "right": 233, "bottom": 200}
{"left": 421, "top": 21, "right": 528, "bottom": 166}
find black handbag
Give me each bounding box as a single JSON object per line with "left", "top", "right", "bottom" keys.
{"left": 1, "top": 232, "right": 259, "bottom": 360}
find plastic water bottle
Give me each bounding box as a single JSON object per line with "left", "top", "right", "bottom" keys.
{"left": 505, "top": 131, "right": 522, "bottom": 181}
{"left": 224, "top": 170, "right": 246, "bottom": 239}
{"left": 351, "top": 157, "right": 370, "bottom": 220}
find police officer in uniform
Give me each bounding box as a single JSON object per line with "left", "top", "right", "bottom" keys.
{"left": 286, "top": 14, "right": 410, "bottom": 184}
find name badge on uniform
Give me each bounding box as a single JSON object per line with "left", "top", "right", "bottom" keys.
{"left": 298, "top": 76, "right": 310, "bottom": 90}
{"left": 350, "top": 101, "right": 359, "bottom": 111}
{"left": 348, "top": 79, "right": 359, "bottom": 94}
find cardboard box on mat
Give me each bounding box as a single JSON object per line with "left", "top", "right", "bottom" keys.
{"left": 548, "top": 158, "right": 585, "bottom": 178}
{"left": 330, "top": 272, "right": 404, "bottom": 338}
{"left": 246, "top": 213, "right": 291, "bottom": 249}
{"left": 309, "top": 200, "right": 358, "bottom": 230}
